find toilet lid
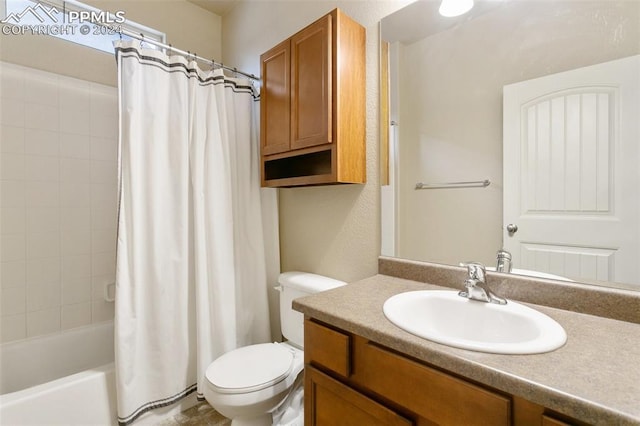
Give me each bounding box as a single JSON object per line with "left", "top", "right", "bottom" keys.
{"left": 206, "top": 343, "right": 294, "bottom": 394}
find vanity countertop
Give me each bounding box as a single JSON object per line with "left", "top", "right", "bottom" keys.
{"left": 293, "top": 274, "right": 640, "bottom": 426}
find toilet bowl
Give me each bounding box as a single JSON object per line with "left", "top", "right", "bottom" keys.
{"left": 203, "top": 272, "right": 345, "bottom": 426}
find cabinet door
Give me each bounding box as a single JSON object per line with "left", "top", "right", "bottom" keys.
{"left": 291, "top": 13, "right": 332, "bottom": 150}
{"left": 305, "top": 366, "right": 413, "bottom": 426}
{"left": 260, "top": 39, "right": 291, "bottom": 155}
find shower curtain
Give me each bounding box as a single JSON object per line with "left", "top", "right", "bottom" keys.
{"left": 114, "top": 41, "right": 271, "bottom": 426}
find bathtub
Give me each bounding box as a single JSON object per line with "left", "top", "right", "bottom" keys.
{"left": 0, "top": 322, "right": 117, "bottom": 426}
{"left": 0, "top": 321, "right": 198, "bottom": 425}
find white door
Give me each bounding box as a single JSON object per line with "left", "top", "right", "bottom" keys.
{"left": 503, "top": 55, "right": 639, "bottom": 285}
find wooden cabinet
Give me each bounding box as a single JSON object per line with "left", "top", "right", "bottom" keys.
{"left": 304, "top": 319, "right": 584, "bottom": 426}
{"left": 260, "top": 9, "right": 366, "bottom": 187}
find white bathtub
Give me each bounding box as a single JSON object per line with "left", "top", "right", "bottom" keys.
{"left": 0, "top": 322, "right": 117, "bottom": 425}
{"left": 0, "top": 321, "right": 198, "bottom": 426}
{"left": 0, "top": 363, "right": 117, "bottom": 425}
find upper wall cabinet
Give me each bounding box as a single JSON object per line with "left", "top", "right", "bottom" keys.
{"left": 260, "top": 9, "right": 366, "bottom": 187}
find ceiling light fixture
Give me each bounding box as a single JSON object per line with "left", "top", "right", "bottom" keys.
{"left": 439, "top": 0, "right": 474, "bottom": 17}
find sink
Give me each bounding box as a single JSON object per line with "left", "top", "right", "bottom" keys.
{"left": 383, "top": 290, "right": 567, "bottom": 354}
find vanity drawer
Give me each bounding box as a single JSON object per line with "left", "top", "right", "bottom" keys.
{"left": 304, "top": 320, "right": 351, "bottom": 377}
{"left": 352, "top": 337, "right": 511, "bottom": 426}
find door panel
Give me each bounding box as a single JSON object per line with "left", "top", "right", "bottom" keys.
{"left": 503, "top": 55, "right": 639, "bottom": 285}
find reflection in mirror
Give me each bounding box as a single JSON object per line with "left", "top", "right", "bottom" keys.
{"left": 380, "top": 0, "right": 640, "bottom": 290}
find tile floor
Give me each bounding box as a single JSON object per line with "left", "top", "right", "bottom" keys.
{"left": 158, "top": 401, "right": 231, "bottom": 426}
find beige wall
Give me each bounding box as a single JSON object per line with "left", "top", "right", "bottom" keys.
{"left": 221, "top": 1, "right": 411, "bottom": 336}
{"left": 0, "top": 0, "right": 222, "bottom": 86}
{"left": 222, "top": 1, "right": 411, "bottom": 283}
{"left": 394, "top": 1, "right": 640, "bottom": 267}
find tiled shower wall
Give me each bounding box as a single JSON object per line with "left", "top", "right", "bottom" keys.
{"left": 0, "top": 62, "right": 118, "bottom": 343}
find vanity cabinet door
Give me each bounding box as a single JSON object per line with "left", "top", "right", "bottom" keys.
{"left": 305, "top": 366, "right": 413, "bottom": 426}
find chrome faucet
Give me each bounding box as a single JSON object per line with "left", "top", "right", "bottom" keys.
{"left": 459, "top": 262, "right": 507, "bottom": 305}
{"left": 496, "top": 249, "right": 512, "bottom": 273}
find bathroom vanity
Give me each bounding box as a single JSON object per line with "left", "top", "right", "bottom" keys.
{"left": 293, "top": 259, "right": 640, "bottom": 426}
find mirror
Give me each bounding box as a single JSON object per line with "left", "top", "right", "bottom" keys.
{"left": 380, "top": 0, "right": 640, "bottom": 291}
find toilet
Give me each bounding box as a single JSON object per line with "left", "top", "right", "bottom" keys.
{"left": 203, "top": 271, "right": 346, "bottom": 426}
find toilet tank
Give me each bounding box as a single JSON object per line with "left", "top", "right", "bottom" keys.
{"left": 277, "top": 272, "right": 346, "bottom": 348}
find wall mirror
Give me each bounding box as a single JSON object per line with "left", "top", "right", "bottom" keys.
{"left": 379, "top": 0, "right": 640, "bottom": 291}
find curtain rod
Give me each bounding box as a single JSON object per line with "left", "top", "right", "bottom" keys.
{"left": 119, "top": 29, "right": 260, "bottom": 82}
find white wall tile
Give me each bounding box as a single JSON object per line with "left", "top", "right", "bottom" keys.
{"left": 0, "top": 64, "right": 25, "bottom": 101}
{"left": 91, "top": 228, "right": 116, "bottom": 254}
{"left": 92, "top": 251, "right": 116, "bottom": 277}
{"left": 1, "top": 208, "right": 25, "bottom": 235}
{"left": 2, "top": 64, "right": 119, "bottom": 344}
{"left": 59, "top": 82, "right": 91, "bottom": 111}
{"left": 91, "top": 274, "right": 114, "bottom": 301}
{"left": 90, "top": 90, "right": 117, "bottom": 117}
{"left": 90, "top": 137, "right": 117, "bottom": 162}
{"left": 27, "top": 307, "right": 60, "bottom": 337}
{"left": 92, "top": 299, "right": 114, "bottom": 323}
{"left": 61, "top": 207, "right": 90, "bottom": 233}
{"left": 60, "top": 107, "right": 91, "bottom": 136}
{"left": 92, "top": 203, "right": 117, "bottom": 230}
{"left": 27, "top": 280, "right": 61, "bottom": 312}
{"left": 26, "top": 207, "right": 60, "bottom": 234}
{"left": 1, "top": 261, "right": 25, "bottom": 289}
{"left": 25, "top": 128, "right": 59, "bottom": 157}
{"left": 26, "top": 232, "right": 59, "bottom": 259}
{"left": 0, "top": 125, "right": 25, "bottom": 153}
{"left": 1, "top": 234, "right": 25, "bottom": 262}
{"left": 62, "top": 254, "right": 91, "bottom": 280}
{"left": 61, "top": 226, "right": 91, "bottom": 256}
{"left": 60, "top": 133, "right": 90, "bottom": 159}
{"left": 90, "top": 112, "right": 118, "bottom": 139}
{"left": 1, "top": 153, "right": 25, "bottom": 180}
{"left": 25, "top": 155, "right": 59, "bottom": 182}
{"left": 60, "top": 158, "right": 91, "bottom": 182}
{"left": 1, "top": 181, "right": 25, "bottom": 207}
{"left": 25, "top": 182, "right": 59, "bottom": 207}
{"left": 61, "top": 302, "right": 91, "bottom": 330}
{"left": 60, "top": 183, "right": 90, "bottom": 207}
{"left": 0, "top": 98, "right": 25, "bottom": 127}
{"left": 26, "top": 258, "right": 60, "bottom": 287}
{"left": 24, "top": 73, "right": 59, "bottom": 107}
{"left": 90, "top": 161, "right": 117, "bottom": 184}
{"left": 90, "top": 183, "right": 117, "bottom": 210}
{"left": 1, "top": 285, "right": 25, "bottom": 315}
{"left": 25, "top": 103, "right": 59, "bottom": 132}
{"left": 0, "top": 313, "right": 26, "bottom": 343}
{"left": 62, "top": 276, "right": 91, "bottom": 304}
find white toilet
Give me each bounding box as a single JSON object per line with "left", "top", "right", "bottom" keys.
{"left": 203, "top": 271, "right": 346, "bottom": 426}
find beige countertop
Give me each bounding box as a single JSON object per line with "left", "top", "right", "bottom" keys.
{"left": 293, "top": 274, "right": 640, "bottom": 426}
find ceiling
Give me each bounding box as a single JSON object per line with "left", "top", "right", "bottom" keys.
{"left": 186, "top": 0, "right": 239, "bottom": 16}
{"left": 382, "top": 0, "right": 504, "bottom": 44}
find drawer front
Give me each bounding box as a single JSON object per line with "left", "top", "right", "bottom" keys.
{"left": 305, "top": 366, "right": 413, "bottom": 426}
{"left": 353, "top": 337, "right": 511, "bottom": 426}
{"left": 304, "top": 320, "right": 350, "bottom": 377}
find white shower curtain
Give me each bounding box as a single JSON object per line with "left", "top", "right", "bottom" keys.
{"left": 114, "top": 41, "right": 271, "bottom": 426}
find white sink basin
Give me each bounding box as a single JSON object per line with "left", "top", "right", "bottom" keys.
{"left": 383, "top": 290, "right": 567, "bottom": 354}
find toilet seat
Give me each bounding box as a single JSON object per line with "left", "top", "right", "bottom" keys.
{"left": 206, "top": 343, "right": 294, "bottom": 394}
